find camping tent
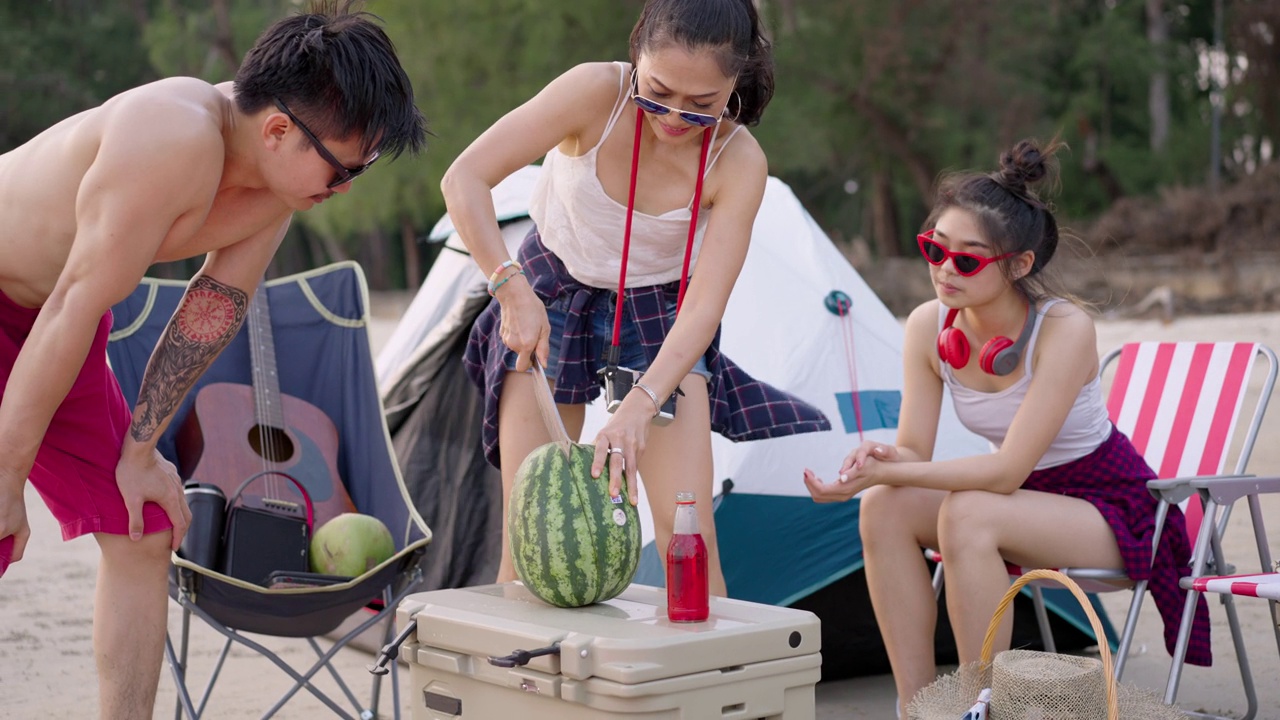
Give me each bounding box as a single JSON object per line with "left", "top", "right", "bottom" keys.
{"left": 378, "top": 166, "right": 1108, "bottom": 678}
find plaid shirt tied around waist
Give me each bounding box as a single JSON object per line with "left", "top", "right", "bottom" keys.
{"left": 1024, "top": 426, "right": 1212, "bottom": 666}
{"left": 463, "top": 226, "right": 831, "bottom": 468}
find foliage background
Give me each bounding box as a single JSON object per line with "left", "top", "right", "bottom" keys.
{"left": 2, "top": 0, "right": 1275, "bottom": 294}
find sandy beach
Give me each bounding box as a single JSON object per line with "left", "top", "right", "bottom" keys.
{"left": 1, "top": 306, "right": 1278, "bottom": 719}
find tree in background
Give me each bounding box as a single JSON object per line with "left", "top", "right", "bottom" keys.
{"left": 759, "top": 0, "right": 1057, "bottom": 257}
{"left": 757, "top": 0, "right": 1233, "bottom": 258}
{"left": 0, "top": 1, "right": 157, "bottom": 150}
{"left": 2, "top": 0, "right": 1274, "bottom": 286}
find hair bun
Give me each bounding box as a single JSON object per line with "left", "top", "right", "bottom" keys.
{"left": 994, "top": 139, "right": 1063, "bottom": 198}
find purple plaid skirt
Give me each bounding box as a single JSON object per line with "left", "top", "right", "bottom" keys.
{"left": 1026, "top": 426, "right": 1211, "bottom": 666}
{"left": 463, "top": 226, "right": 830, "bottom": 468}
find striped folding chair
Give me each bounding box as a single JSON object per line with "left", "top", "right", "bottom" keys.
{"left": 1107, "top": 343, "right": 1276, "bottom": 720}
{"left": 929, "top": 341, "right": 1277, "bottom": 720}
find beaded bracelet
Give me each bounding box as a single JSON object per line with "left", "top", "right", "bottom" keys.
{"left": 488, "top": 268, "right": 524, "bottom": 297}
{"left": 633, "top": 381, "right": 663, "bottom": 416}
{"left": 486, "top": 260, "right": 522, "bottom": 295}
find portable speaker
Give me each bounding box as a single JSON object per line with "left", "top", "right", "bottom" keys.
{"left": 218, "top": 470, "right": 314, "bottom": 586}
{"left": 221, "top": 506, "right": 310, "bottom": 586}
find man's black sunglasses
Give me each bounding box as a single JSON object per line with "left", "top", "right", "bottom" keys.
{"left": 273, "top": 98, "right": 380, "bottom": 189}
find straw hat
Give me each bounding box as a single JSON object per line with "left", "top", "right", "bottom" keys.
{"left": 907, "top": 570, "right": 1188, "bottom": 720}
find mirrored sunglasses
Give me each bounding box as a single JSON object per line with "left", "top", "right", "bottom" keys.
{"left": 629, "top": 71, "right": 724, "bottom": 128}
{"left": 631, "top": 93, "right": 721, "bottom": 128}
{"left": 917, "top": 230, "right": 1014, "bottom": 277}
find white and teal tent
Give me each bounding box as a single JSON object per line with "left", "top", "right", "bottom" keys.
{"left": 377, "top": 165, "right": 1112, "bottom": 678}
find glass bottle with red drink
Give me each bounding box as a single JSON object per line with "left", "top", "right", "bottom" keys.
{"left": 666, "top": 491, "right": 709, "bottom": 622}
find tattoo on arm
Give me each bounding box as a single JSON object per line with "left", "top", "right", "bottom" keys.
{"left": 130, "top": 275, "right": 249, "bottom": 442}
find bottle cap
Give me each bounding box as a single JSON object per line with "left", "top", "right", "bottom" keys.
{"left": 675, "top": 491, "right": 696, "bottom": 504}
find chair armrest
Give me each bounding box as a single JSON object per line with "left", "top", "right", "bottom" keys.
{"left": 1145, "top": 478, "right": 1199, "bottom": 505}
{"left": 1189, "top": 474, "right": 1280, "bottom": 506}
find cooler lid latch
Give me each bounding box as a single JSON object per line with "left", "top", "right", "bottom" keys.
{"left": 487, "top": 642, "right": 562, "bottom": 668}
{"left": 369, "top": 617, "right": 419, "bottom": 676}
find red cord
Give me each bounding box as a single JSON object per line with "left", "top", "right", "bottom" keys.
{"left": 838, "top": 300, "right": 864, "bottom": 441}
{"left": 677, "top": 129, "right": 713, "bottom": 313}
{"left": 611, "top": 109, "right": 712, "bottom": 347}
{"left": 612, "top": 107, "right": 646, "bottom": 347}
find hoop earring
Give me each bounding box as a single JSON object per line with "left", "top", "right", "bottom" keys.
{"left": 725, "top": 91, "right": 742, "bottom": 122}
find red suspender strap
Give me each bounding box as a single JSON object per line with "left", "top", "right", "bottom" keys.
{"left": 611, "top": 107, "right": 713, "bottom": 350}
{"left": 677, "top": 128, "right": 713, "bottom": 313}
{"left": 612, "top": 107, "right": 646, "bottom": 348}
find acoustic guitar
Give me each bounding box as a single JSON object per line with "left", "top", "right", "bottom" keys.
{"left": 177, "top": 280, "right": 356, "bottom": 527}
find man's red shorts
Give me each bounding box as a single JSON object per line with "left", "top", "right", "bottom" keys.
{"left": 0, "top": 289, "right": 172, "bottom": 578}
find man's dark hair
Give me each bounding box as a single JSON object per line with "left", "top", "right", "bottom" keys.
{"left": 234, "top": 1, "right": 427, "bottom": 159}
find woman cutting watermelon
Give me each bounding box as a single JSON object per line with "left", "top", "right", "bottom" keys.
{"left": 444, "top": 0, "right": 828, "bottom": 596}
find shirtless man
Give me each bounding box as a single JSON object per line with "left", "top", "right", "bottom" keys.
{"left": 0, "top": 5, "right": 426, "bottom": 717}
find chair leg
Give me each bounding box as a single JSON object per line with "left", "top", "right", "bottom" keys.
{"left": 178, "top": 600, "right": 357, "bottom": 720}
{"left": 309, "top": 636, "right": 367, "bottom": 710}
{"left": 261, "top": 586, "right": 422, "bottom": 719}
{"left": 1112, "top": 579, "right": 1148, "bottom": 682}
{"left": 169, "top": 567, "right": 427, "bottom": 720}
{"left": 165, "top": 629, "right": 199, "bottom": 719}
{"left": 1165, "top": 495, "right": 1219, "bottom": 708}
{"left": 1221, "top": 594, "right": 1258, "bottom": 720}
{"left": 1208, "top": 513, "right": 1259, "bottom": 720}
{"left": 389, "top": 640, "right": 399, "bottom": 717}
{"left": 172, "top": 606, "right": 193, "bottom": 720}
{"left": 1271, "top": 599, "right": 1280, "bottom": 660}
{"left": 1030, "top": 585, "right": 1057, "bottom": 654}
{"left": 367, "top": 600, "right": 398, "bottom": 720}
{"left": 1166, "top": 496, "right": 1260, "bottom": 720}
{"left": 259, "top": 625, "right": 382, "bottom": 719}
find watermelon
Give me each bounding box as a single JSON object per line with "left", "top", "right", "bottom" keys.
{"left": 509, "top": 441, "right": 641, "bottom": 607}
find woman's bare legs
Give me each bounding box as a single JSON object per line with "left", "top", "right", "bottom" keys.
{"left": 494, "top": 370, "right": 585, "bottom": 583}
{"left": 859, "top": 484, "right": 947, "bottom": 707}
{"left": 938, "top": 488, "right": 1124, "bottom": 663}
{"left": 637, "top": 376, "right": 726, "bottom": 596}
{"left": 496, "top": 372, "right": 724, "bottom": 596}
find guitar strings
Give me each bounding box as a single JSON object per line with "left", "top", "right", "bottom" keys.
{"left": 251, "top": 281, "right": 280, "bottom": 502}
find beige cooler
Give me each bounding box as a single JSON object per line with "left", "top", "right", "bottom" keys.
{"left": 397, "top": 582, "right": 822, "bottom": 719}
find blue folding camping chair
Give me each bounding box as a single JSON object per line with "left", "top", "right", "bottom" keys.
{"left": 107, "top": 261, "right": 431, "bottom": 719}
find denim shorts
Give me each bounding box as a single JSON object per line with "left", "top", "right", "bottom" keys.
{"left": 502, "top": 293, "right": 711, "bottom": 380}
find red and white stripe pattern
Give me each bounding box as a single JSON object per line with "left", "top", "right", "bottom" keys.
{"left": 1106, "top": 342, "right": 1260, "bottom": 533}
{"left": 1191, "top": 572, "right": 1280, "bottom": 601}
{"left": 1108, "top": 342, "right": 1258, "bottom": 477}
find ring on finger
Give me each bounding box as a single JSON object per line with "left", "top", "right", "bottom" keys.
{"left": 608, "top": 447, "right": 624, "bottom": 455}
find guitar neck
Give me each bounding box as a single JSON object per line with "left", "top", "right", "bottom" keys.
{"left": 247, "top": 281, "right": 286, "bottom": 430}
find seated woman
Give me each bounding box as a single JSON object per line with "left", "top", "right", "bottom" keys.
{"left": 801, "top": 138, "right": 1211, "bottom": 709}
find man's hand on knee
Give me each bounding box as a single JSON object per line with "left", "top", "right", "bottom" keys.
{"left": 115, "top": 448, "right": 192, "bottom": 549}
{"left": 0, "top": 482, "right": 30, "bottom": 570}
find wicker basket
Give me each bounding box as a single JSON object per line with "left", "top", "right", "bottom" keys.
{"left": 908, "top": 569, "right": 1187, "bottom": 720}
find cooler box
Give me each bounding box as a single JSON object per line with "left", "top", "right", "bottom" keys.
{"left": 397, "top": 582, "right": 822, "bottom": 719}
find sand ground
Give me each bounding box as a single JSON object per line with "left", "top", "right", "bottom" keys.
{"left": 1, "top": 306, "right": 1278, "bottom": 719}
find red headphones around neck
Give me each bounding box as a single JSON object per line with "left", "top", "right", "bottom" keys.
{"left": 937, "top": 301, "right": 1036, "bottom": 376}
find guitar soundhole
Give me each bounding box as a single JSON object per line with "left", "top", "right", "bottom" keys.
{"left": 248, "top": 424, "right": 295, "bottom": 463}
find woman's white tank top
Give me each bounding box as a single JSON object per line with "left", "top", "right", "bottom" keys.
{"left": 939, "top": 299, "right": 1113, "bottom": 469}
{"left": 529, "top": 62, "right": 743, "bottom": 288}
